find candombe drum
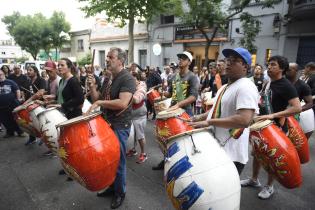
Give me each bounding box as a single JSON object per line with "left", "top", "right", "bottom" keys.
{"left": 147, "top": 89, "right": 161, "bottom": 105}
{"left": 12, "top": 101, "right": 45, "bottom": 137}
{"left": 155, "top": 108, "right": 192, "bottom": 151}
{"left": 286, "top": 116, "right": 310, "bottom": 164}
{"left": 164, "top": 128, "right": 240, "bottom": 210}
{"left": 250, "top": 120, "right": 302, "bottom": 188}
{"left": 56, "top": 112, "right": 120, "bottom": 191}
{"left": 154, "top": 97, "right": 172, "bottom": 114}
{"left": 299, "top": 107, "right": 315, "bottom": 134}
{"left": 37, "top": 107, "right": 67, "bottom": 155}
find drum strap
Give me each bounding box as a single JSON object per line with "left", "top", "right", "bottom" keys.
{"left": 211, "top": 85, "right": 245, "bottom": 145}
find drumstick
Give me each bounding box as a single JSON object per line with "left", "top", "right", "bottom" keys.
{"left": 33, "top": 83, "right": 39, "bottom": 91}
{"left": 20, "top": 86, "right": 34, "bottom": 95}
{"left": 115, "top": 95, "right": 133, "bottom": 116}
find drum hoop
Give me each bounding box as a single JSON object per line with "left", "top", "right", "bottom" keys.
{"left": 156, "top": 108, "right": 185, "bottom": 119}
{"left": 56, "top": 111, "right": 102, "bottom": 128}
{"left": 13, "top": 105, "right": 26, "bottom": 113}
{"left": 147, "top": 89, "right": 156, "bottom": 94}
{"left": 154, "top": 97, "right": 171, "bottom": 104}
{"left": 37, "top": 107, "right": 59, "bottom": 117}
{"left": 250, "top": 120, "right": 273, "bottom": 131}
{"left": 165, "top": 128, "right": 212, "bottom": 145}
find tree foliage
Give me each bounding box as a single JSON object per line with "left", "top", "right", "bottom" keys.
{"left": 176, "top": 0, "right": 281, "bottom": 66}
{"left": 78, "top": 0, "right": 178, "bottom": 64}
{"left": 239, "top": 12, "right": 261, "bottom": 53}
{"left": 2, "top": 11, "right": 70, "bottom": 60}
{"left": 77, "top": 53, "right": 92, "bottom": 67}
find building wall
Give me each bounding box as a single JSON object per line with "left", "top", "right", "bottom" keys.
{"left": 0, "top": 44, "right": 28, "bottom": 63}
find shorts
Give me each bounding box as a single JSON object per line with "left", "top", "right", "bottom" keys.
{"left": 132, "top": 117, "right": 146, "bottom": 141}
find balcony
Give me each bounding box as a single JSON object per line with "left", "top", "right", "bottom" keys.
{"left": 290, "top": 0, "right": 315, "bottom": 19}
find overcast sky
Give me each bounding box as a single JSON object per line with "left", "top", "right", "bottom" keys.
{"left": 0, "top": 0, "right": 102, "bottom": 39}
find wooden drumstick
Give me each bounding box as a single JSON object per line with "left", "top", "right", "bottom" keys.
{"left": 20, "top": 86, "right": 34, "bottom": 95}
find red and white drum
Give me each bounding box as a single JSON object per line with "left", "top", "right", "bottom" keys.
{"left": 250, "top": 120, "right": 302, "bottom": 189}
{"left": 286, "top": 116, "right": 310, "bottom": 164}
{"left": 12, "top": 101, "right": 45, "bottom": 137}
{"left": 56, "top": 112, "right": 120, "bottom": 191}
{"left": 147, "top": 89, "right": 161, "bottom": 105}
{"left": 37, "top": 107, "right": 67, "bottom": 155}
{"left": 164, "top": 129, "right": 241, "bottom": 210}
{"left": 154, "top": 97, "right": 172, "bottom": 114}
{"left": 155, "top": 108, "right": 192, "bottom": 151}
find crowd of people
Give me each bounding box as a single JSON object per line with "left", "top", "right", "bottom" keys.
{"left": 1, "top": 46, "right": 315, "bottom": 209}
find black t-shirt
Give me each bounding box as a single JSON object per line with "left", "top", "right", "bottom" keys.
{"left": 294, "top": 79, "right": 311, "bottom": 101}
{"left": 8, "top": 74, "right": 29, "bottom": 91}
{"left": 103, "top": 69, "right": 136, "bottom": 129}
{"left": 270, "top": 77, "right": 298, "bottom": 113}
{"left": 0, "top": 79, "right": 19, "bottom": 109}
{"left": 254, "top": 77, "right": 264, "bottom": 92}
{"left": 25, "top": 76, "right": 47, "bottom": 100}
{"left": 306, "top": 74, "right": 315, "bottom": 96}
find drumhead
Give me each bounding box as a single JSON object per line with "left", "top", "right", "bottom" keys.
{"left": 56, "top": 111, "right": 102, "bottom": 128}
{"left": 156, "top": 108, "right": 185, "bottom": 119}
{"left": 167, "top": 128, "right": 213, "bottom": 143}
{"left": 37, "top": 107, "right": 59, "bottom": 117}
{"left": 250, "top": 120, "right": 272, "bottom": 131}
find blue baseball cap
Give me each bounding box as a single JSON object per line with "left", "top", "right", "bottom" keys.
{"left": 222, "top": 47, "right": 252, "bottom": 66}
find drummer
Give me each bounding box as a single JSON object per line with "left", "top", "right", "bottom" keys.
{"left": 87, "top": 47, "right": 136, "bottom": 209}
{"left": 24, "top": 65, "right": 47, "bottom": 146}
{"left": 188, "top": 47, "right": 259, "bottom": 176}
{"left": 47, "top": 58, "right": 84, "bottom": 119}
{"left": 241, "top": 56, "right": 302, "bottom": 199}
{"left": 286, "top": 63, "right": 313, "bottom": 138}
{"left": 152, "top": 51, "right": 199, "bottom": 171}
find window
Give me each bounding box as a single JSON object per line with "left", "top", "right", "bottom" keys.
{"left": 139, "top": 50, "right": 147, "bottom": 69}
{"left": 99, "top": 50, "right": 105, "bottom": 69}
{"left": 77, "top": 39, "right": 84, "bottom": 51}
{"left": 265, "top": 49, "right": 272, "bottom": 64}
{"left": 1, "top": 52, "right": 5, "bottom": 55}
{"left": 161, "top": 15, "right": 174, "bottom": 24}
{"left": 164, "top": 58, "right": 170, "bottom": 66}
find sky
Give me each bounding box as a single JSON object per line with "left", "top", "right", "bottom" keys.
{"left": 0, "top": 0, "right": 102, "bottom": 39}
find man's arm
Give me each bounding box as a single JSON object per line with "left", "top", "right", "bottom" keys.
{"left": 96, "top": 92, "right": 133, "bottom": 110}
{"left": 302, "top": 95, "right": 313, "bottom": 111}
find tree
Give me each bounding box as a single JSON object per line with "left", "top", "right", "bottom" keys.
{"left": 176, "top": 0, "right": 281, "bottom": 66}
{"left": 2, "top": 13, "right": 48, "bottom": 60}
{"left": 239, "top": 13, "right": 261, "bottom": 53}
{"left": 78, "top": 0, "right": 177, "bottom": 64}
{"left": 78, "top": 53, "right": 92, "bottom": 66}
{"left": 49, "top": 11, "right": 71, "bottom": 61}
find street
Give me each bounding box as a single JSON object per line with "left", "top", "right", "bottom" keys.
{"left": 1, "top": 119, "right": 315, "bottom": 210}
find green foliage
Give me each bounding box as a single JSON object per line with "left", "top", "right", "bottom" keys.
{"left": 78, "top": 53, "right": 92, "bottom": 66}
{"left": 2, "top": 11, "right": 70, "bottom": 60}
{"left": 239, "top": 12, "right": 261, "bottom": 54}
{"left": 15, "top": 56, "right": 29, "bottom": 64}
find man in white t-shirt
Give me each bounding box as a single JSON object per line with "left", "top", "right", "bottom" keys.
{"left": 189, "top": 47, "right": 259, "bottom": 175}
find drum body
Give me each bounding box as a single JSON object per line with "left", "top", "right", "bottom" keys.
{"left": 164, "top": 129, "right": 240, "bottom": 210}
{"left": 147, "top": 89, "right": 161, "bottom": 104}
{"left": 299, "top": 108, "right": 315, "bottom": 133}
{"left": 286, "top": 116, "right": 310, "bottom": 164}
{"left": 154, "top": 98, "right": 172, "bottom": 113}
{"left": 37, "top": 108, "right": 67, "bottom": 155}
{"left": 12, "top": 102, "right": 44, "bottom": 137}
{"left": 250, "top": 120, "right": 302, "bottom": 189}
{"left": 156, "top": 108, "right": 192, "bottom": 151}
{"left": 57, "top": 112, "right": 120, "bottom": 191}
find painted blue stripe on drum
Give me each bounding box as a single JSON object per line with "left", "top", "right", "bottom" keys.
{"left": 177, "top": 181, "right": 204, "bottom": 210}
{"left": 166, "top": 156, "right": 192, "bottom": 183}
{"left": 167, "top": 142, "right": 179, "bottom": 158}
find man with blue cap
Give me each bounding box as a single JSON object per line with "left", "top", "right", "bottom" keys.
{"left": 189, "top": 47, "right": 259, "bottom": 175}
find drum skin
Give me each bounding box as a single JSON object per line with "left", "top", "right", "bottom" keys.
{"left": 156, "top": 111, "right": 193, "bottom": 150}
{"left": 299, "top": 108, "right": 315, "bottom": 133}
{"left": 286, "top": 116, "right": 310, "bottom": 164}
{"left": 37, "top": 108, "right": 67, "bottom": 155}
{"left": 57, "top": 113, "right": 120, "bottom": 191}
{"left": 250, "top": 121, "right": 302, "bottom": 189}
{"left": 147, "top": 90, "right": 161, "bottom": 105}
{"left": 164, "top": 129, "right": 240, "bottom": 210}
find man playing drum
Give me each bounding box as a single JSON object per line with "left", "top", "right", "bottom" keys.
{"left": 152, "top": 51, "right": 199, "bottom": 170}
{"left": 87, "top": 47, "right": 136, "bottom": 209}
{"left": 189, "top": 47, "right": 259, "bottom": 176}
{"left": 241, "top": 56, "right": 302, "bottom": 199}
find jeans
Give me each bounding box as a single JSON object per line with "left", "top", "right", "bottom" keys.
{"left": 184, "top": 107, "right": 193, "bottom": 117}
{"left": 113, "top": 127, "right": 130, "bottom": 195}
{"left": 0, "top": 107, "right": 23, "bottom": 135}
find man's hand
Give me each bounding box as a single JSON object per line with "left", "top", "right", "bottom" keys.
{"left": 85, "top": 100, "right": 101, "bottom": 115}
{"left": 86, "top": 74, "right": 96, "bottom": 89}
{"left": 254, "top": 114, "right": 274, "bottom": 122}
{"left": 168, "top": 104, "right": 179, "bottom": 111}
{"left": 188, "top": 120, "right": 210, "bottom": 129}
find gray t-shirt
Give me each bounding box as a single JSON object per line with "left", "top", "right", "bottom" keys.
{"left": 168, "top": 70, "right": 199, "bottom": 109}
{"left": 101, "top": 69, "right": 136, "bottom": 129}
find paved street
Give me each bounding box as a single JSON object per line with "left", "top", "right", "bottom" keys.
{"left": 1, "top": 120, "right": 315, "bottom": 210}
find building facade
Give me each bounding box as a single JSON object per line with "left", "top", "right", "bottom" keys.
{"left": 0, "top": 39, "right": 29, "bottom": 64}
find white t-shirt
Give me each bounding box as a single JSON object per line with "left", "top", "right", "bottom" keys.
{"left": 206, "top": 77, "right": 259, "bottom": 164}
